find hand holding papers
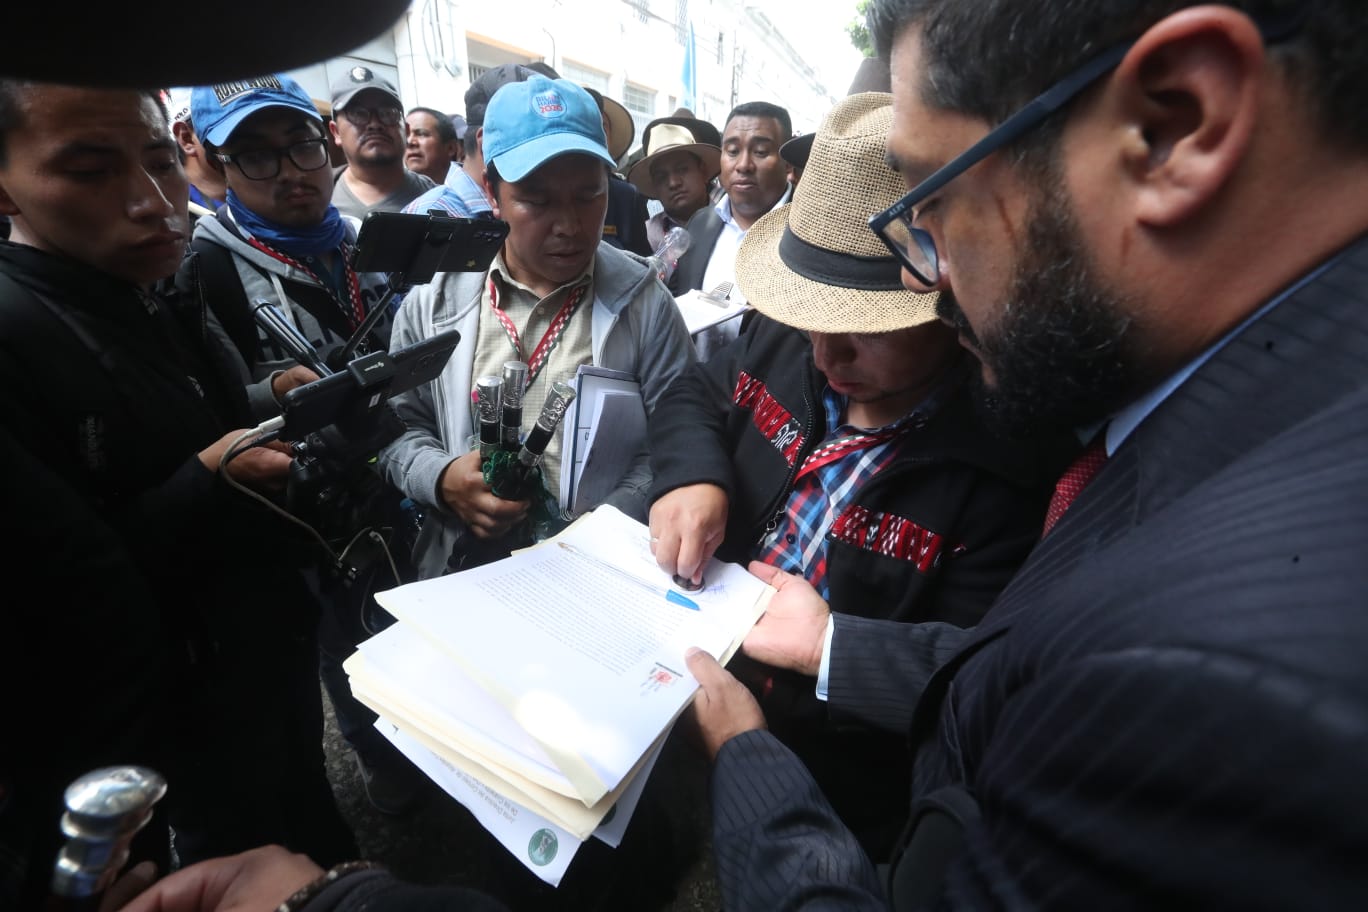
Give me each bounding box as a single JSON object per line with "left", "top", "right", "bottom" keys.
{"left": 344, "top": 506, "right": 773, "bottom": 883}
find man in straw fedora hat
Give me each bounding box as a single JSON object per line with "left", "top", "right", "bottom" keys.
{"left": 648, "top": 91, "right": 1072, "bottom": 858}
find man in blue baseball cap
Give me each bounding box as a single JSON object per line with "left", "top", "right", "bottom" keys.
{"left": 379, "top": 74, "right": 695, "bottom": 580}
{"left": 183, "top": 73, "right": 426, "bottom": 818}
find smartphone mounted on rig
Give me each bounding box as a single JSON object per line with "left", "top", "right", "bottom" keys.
{"left": 352, "top": 211, "right": 509, "bottom": 284}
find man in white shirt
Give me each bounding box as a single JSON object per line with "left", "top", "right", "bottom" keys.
{"left": 669, "top": 102, "right": 792, "bottom": 354}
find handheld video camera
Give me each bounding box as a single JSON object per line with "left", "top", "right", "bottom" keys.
{"left": 253, "top": 211, "right": 509, "bottom": 525}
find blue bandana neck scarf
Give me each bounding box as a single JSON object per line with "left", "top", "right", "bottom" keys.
{"left": 225, "top": 189, "right": 347, "bottom": 261}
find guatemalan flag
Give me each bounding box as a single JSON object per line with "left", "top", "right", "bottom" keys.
{"left": 681, "top": 21, "right": 697, "bottom": 110}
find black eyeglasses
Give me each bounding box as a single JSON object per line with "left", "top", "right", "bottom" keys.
{"left": 869, "top": 9, "right": 1309, "bottom": 287}
{"left": 216, "top": 137, "right": 330, "bottom": 181}
{"left": 339, "top": 104, "right": 404, "bottom": 127}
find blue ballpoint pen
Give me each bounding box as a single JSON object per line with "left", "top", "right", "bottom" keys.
{"left": 558, "top": 541, "right": 701, "bottom": 610}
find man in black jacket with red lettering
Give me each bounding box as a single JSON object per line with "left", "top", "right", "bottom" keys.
{"left": 647, "top": 93, "right": 1071, "bottom": 858}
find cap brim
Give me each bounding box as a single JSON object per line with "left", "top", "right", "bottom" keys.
{"left": 201, "top": 98, "right": 322, "bottom": 147}
{"left": 735, "top": 204, "right": 940, "bottom": 333}
{"left": 492, "top": 135, "right": 617, "bottom": 183}
{"left": 332, "top": 85, "right": 402, "bottom": 113}
{"left": 626, "top": 144, "right": 722, "bottom": 197}
{"left": 5, "top": 1, "right": 410, "bottom": 87}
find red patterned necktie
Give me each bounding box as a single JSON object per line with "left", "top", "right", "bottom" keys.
{"left": 1042, "top": 436, "right": 1108, "bottom": 537}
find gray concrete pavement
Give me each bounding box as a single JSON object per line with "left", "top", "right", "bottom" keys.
{"left": 321, "top": 687, "right": 723, "bottom": 910}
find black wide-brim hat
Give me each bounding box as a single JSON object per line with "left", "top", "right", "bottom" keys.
{"left": 641, "top": 115, "right": 721, "bottom": 150}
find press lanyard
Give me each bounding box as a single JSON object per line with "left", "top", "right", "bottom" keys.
{"left": 247, "top": 237, "right": 365, "bottom": 330}
{"left": 486, "top": 276, "right": 589, "bottom": 389}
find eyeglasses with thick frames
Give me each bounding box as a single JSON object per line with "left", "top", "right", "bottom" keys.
{"left": 869, "top": 9, "right": 1309, "bottom": 288}
{"left": 339, "top": 104, "right": 403, "bottom": 127}
{"left": 216, "top": 137, "right": 331, "bottom": 181}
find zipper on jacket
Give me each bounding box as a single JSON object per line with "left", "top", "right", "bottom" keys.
{"left": 753, "top": 363, "right": 819, "bottom": 549}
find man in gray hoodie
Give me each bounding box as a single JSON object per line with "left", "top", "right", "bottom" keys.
{"left": 379, "top": 75, "right": 695, "bottom": 580}
{"left": 185, "top": 74, "right": 394, "bottom": 398}
{"left": 182, "top": 73, "right": 423, "bottom": 816}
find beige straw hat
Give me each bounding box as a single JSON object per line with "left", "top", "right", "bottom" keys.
{"left": 735, "top": 92, "right": 939, "bottom": 333}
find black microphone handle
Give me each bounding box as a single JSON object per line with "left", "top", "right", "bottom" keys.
{"left": 252, "top": 301, "right": 333, "bottom": 377}
{"left": 331, "top": 282, "right": 400, "bottom": 369}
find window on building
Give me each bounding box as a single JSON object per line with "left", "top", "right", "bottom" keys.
{"left": 559, "top": 61, "right": 610, "bottom": 94}
{"left": 468, "top": 63, "right": 489, "bottom": 83}
{"left": 622, "top": 83, "right": 654, "bottom": 116}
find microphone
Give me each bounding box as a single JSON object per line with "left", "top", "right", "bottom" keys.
{"left": 329, "top": 283, "right": 400, "bottom": 371}
{"left": 251, "top": 300, "right": 334, "bottom": 377}
{"left": 499, "top": 361, "right": 529, "bottom": 453}
{"left": 491, "top": 379, "right": 576, "bottom": 500}
{"left": 475, "top": 375, "right": 503, "bottom": 461}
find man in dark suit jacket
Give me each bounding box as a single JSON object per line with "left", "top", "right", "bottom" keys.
{"left": 684, "top": 1, "right": 1368, "bottom": 908}
{"left": 668, "top": 101, "right": 792, "bottom": 300}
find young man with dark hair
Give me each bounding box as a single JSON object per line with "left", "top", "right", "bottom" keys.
{"left": 669, "top": 99, "right": 793, "bottom": 354}
{"left": 686, "top": 1, "right": 1368, "bottom": 908}
{"left": 0, "top": 80, "right": 356, "bottom": 887}
{"left": 379, "top": 75, "right": 694, "bottom": 579}
{"left": 183, "top": 73, "right": 425, "bottom": 816}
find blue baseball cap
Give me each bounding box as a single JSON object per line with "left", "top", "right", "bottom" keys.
{"left": 191, "top": 74, "right": 321, "bottom": 147}
{"left": 481, "top": 76, "right": 615, "bottom": 182}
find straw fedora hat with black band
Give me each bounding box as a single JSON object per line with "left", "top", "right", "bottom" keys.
{"left": 626, "top": 121, "right": 722, "bottom": 198}
{"left": 735, "top": 92, "right": 938, "bottom": 333}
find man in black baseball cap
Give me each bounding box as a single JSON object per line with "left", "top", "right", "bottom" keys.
{"left": 328, "top": 65, "right": 435, "bottom": 220}
{"left": 461, "top": 63, "right": 537, "bottom": 195}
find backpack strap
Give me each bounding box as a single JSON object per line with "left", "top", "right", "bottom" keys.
{"left": 190, "top": 234, "right": 258, "bottom": 360}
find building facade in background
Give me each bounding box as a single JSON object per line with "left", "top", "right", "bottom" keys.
{"left": 283, "top": 0, "right": 839, "bottom": 165}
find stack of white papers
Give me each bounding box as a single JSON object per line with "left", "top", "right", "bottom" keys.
{"left": 344, "top": 506, "right": 773, "bottom": 884}
{"left": 674, "top": 288, "right": 751, "bottom": 336}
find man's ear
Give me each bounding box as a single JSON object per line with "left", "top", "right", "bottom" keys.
{"left": 482, "top": 171, "right": 500, "bottom": 219}
{"left": 1110, "top": 6, "right": 1265, "bottom": 228}
{"left": 328, "top": 118, "right": 342, "bottom": 144}
{"left": 171, "top": 121, "right": 197, "bottom": 158}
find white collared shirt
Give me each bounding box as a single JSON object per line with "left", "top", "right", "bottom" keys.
{"left": 699, "top": 186, "right": 793, "bottom": 304}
